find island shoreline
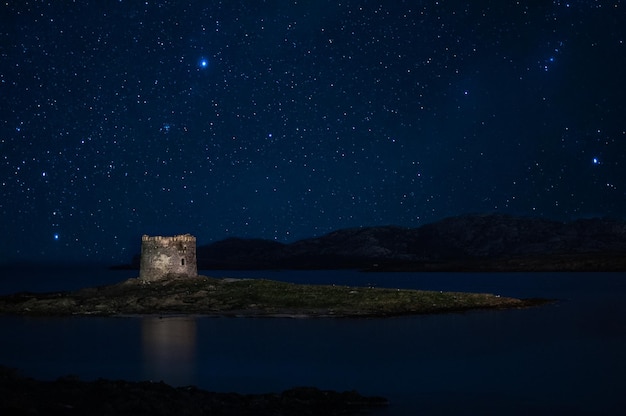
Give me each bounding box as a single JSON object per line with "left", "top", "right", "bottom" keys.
{"left": 0, "top": 275, "right": 553, "bottom": 318}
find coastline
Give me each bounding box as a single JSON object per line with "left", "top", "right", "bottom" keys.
{"left": 0, "top": 275, "right": 550, "bottom": 318}
{"left": 0, "top": 366, "right": 388, "bottom": 416}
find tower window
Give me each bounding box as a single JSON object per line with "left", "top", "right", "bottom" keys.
{"left": 181, "top": 258, "right": 185, "bottom": 266}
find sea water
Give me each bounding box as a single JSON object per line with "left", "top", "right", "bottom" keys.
{"left": 1, "top": 267, "right": 625, "bottom": 415}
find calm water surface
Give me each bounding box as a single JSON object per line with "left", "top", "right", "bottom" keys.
{"left": 1, "top": 267, "right": 625, "bottom": 415}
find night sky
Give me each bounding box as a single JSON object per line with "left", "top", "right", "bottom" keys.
{"left": 2, "top": 1, "right": 625, "bottom": 264}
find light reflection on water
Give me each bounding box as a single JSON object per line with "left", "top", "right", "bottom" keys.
{"left": 141, "top": 317, "right": 197, "bottom": 386}
{"left": 1, "top": 270, "right": 626, "bottom": 415}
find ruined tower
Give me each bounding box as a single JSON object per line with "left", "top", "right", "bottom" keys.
{"left": 139, "top": 234, "right": 198, "bottom": 282}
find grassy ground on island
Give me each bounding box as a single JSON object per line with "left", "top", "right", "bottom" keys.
{"left": 0, "top": 275, "right": 548, "bottom": 317}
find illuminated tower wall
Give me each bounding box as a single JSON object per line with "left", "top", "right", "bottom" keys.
{"left": 139, "top": 234, "right": 197, "bottom": 281}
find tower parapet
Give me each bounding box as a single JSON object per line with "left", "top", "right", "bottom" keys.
{"left": 139, "top": 234, "right": 198, "bottom": 282}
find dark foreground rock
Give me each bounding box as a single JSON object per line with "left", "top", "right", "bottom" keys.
{"left": 0, "top": 366, "right": 388, "bottom": 416}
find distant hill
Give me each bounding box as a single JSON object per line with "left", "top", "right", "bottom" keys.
{"left": 124, "top": 214, "right": 626, "bottom": 271}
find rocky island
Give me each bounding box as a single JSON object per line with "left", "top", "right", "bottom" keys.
{"left": 0, "top": 274, "right": 545, "bottom": 317}
{"left": 0, "top": 233, "right": 547, "bottom": 317}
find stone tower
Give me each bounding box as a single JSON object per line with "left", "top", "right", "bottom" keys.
{"left": 139, "top": 234, "right": 198, "bottom": 282}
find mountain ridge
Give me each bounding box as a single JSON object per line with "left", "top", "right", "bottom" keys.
{"left": 124, "top": 214, "right": 626, "bottom": 271}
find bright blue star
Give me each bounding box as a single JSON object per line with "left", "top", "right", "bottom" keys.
{"left": 198, "top": 58, "right": 209, "bottom": 69}
{"left": 592, "top": 157, "right": 600, "bottom": 165}
{"left": 160, "top": 123, "right": 171, "bottom": 133}
{"left": 53, "top": 233, "right": 59, "bottom": 241}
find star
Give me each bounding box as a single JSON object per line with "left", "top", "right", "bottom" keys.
{"left": 1, "top": 1, "right": 625, "bottom": 263}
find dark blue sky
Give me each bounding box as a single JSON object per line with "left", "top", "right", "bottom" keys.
{"left": 2, "top": 1, "right": 625, "bottom": 263}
